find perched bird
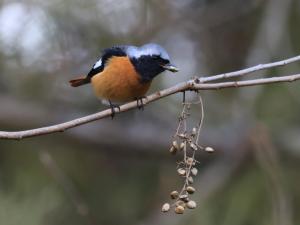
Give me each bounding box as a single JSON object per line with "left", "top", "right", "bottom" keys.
{"left": 69, "top": 43, "right": 178, "bottom": 116}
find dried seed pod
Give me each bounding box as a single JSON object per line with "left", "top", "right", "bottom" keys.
{"left": 162, "top": 203, "right": 170, "bottom": 212}
{"left": 191, "top": 167, "right": 198, "bottom": 176}
{"left": 186, "top": 200, "right": 197, "bottom": 209}
{"left": 191, "top": 127, "right": 197, "bottom": 136}
{"left": 178, "top": 133, "right": 186, "bottom": 139}
{"left": 179, "top": 142, "right": 185, "bottom": 151}
{"left": 170, "top": 191, "right": 179, "bottom": 199}
{"left": 182, "top": 197, "right": 190, "bottom": 203}
{"left": 186, "top": 186, "right": 196, "bottom": 194}
{"left": 205, "top": 146, "right": 215, "bottom": 153}
{"left": 186, "top": 157, "right": 194, "bottom": 166}
{"left": 175, "top": 205, "right": 185, "bottom": 214}
{"left": 172, "top": 140, "right": 179, "bottom": 150}
{"left": 179, "top": 194, "right": 188, "bottom": 201}
{"left": 188, "top": 176, "right": 194, "bottom": 184}
{"left": 175, "top": 200, "right": 185, "bottom": 207}
{"left": 190, "top": 143, "right": 198, "bottom": 151}
{"left": 169, "top": 146, "right": 177, "bottom": 155}
{"left": 177, "top": 168, "right": 186, "bottom": 176}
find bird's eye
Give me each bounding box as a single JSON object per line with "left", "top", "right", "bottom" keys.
{"left": 152, "top": 55, "right": 170, "bottom": 64}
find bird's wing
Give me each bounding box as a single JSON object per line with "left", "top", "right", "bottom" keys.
{"left": 87, "top": 46, "right": 128, "bottom": 78}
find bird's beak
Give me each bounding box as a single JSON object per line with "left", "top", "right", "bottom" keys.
{"left": 162, "top": 63, "right": 179, "bottom": 72}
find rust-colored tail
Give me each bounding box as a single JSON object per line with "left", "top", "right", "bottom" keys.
{"left": 69, "top": 76, "right": 90, "bottom": 87}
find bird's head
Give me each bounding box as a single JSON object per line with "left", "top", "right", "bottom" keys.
{"left": 127, "top": 43, "right": 179, "bottom": 82}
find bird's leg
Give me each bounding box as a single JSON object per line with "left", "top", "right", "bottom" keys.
{"left": 182, "top": 91, "right": 186, "bottom": 103}
{"left": 108, "top": 100, "right": 120, "bottom": 119}
{"left": 135, "top": 96, "right": 146, "bottom": 111}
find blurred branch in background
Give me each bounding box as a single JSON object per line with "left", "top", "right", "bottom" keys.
{"left": 251, "top": 125, "right": 292, "bottom": 225}
{"left": 1, "top": 54, "right": 300, "bottom": 140}
{"left": 39, "top": 150, "right": 97, "bottom": 225}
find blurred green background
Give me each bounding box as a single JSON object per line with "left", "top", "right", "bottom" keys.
{"left": 0, "top": 0, "right": 300, "bottom": 224}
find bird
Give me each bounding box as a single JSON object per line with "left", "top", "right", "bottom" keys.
{"left": 69, "top": 43, "right": 179, "bottom": 117}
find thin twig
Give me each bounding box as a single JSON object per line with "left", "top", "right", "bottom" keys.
{"left": 1, "top": 67, "right": 300, "bottom": 140}
{"left": 194, "top": 73, "right": 300, "bottom": 89}
{"left": 198, "top": 55, "right": 300, "bottom": 83}
{"left": 195, "top": 94, "right": 204, "bottom": 145}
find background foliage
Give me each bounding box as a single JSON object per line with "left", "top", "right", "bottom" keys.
{"left": 0, "top": 0, "right": 300, "bottom": 224}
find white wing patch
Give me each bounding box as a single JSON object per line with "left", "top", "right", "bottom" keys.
{"left": 93, "top": 58, "right": 103, "bottom": 69}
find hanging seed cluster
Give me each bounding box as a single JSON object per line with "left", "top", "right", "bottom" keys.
{"left": 162, "top": 93, "right": 215, "bottom": 214}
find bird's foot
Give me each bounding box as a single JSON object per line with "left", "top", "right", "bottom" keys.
{"left": 135, "top": 96, "right": 147, "bottom": 111}
{"left": 109, "top": 100, "right": 120, "bottom": 119}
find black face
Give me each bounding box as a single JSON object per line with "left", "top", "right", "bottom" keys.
{"left": 130, "top": 55, "right": 170, "bottom": 83}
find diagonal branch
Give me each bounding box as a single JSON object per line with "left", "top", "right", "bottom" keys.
{"left": 1, "top": 72, "right": 300, "bottom": 140}
{"left": 1, "top": 55, "right": 300, "bottom": 140}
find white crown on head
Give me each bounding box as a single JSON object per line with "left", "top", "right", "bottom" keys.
{"left": 126, "top": 43, "right": 170, "bottom": 61}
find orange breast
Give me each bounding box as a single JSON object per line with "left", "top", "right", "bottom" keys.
{"left": 91, "top": 56, "right": 151, "bottom": 102}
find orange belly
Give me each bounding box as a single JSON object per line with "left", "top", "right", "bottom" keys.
{"left": 91, "top": 56, "right": 151, "bottom": 102}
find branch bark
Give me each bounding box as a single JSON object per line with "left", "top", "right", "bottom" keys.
{"left": 1, "top": 55, "right": 300, "bottom": 140}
